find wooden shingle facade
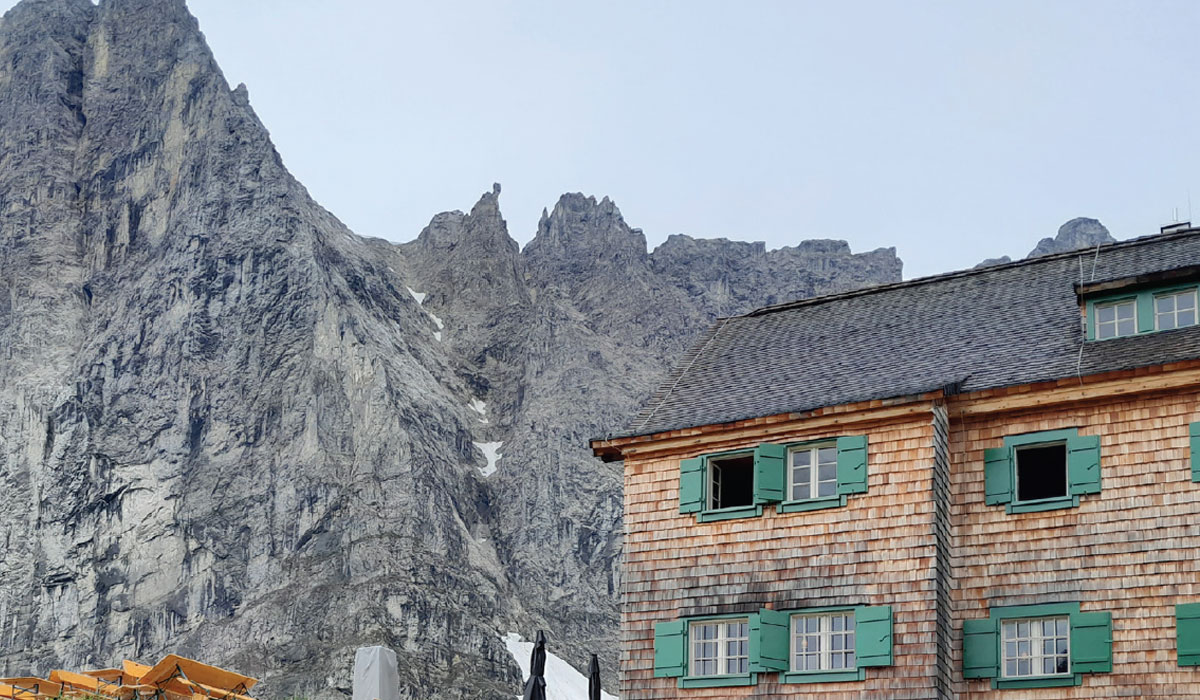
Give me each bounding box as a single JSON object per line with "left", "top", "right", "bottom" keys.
{"left": 592, "top": 228, "right": 1200, "bottom": 698}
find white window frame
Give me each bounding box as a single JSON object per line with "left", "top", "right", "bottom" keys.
{"left": 706, "top": 452, "right": 753, "bottom": 510}
{"left": 1154, "top": 288, "right": 1198, "bottom": 331}
{"left": 789, "top": 611, "right": 857, "bottom": 673}
{"left": 1001, "top": 616, "right": 1071, "bottom": 679}
{"left": 1012, "top": 441, "right": 1068, "bottom": 504}
{"left": 689, "top": 618, "right": 750, "bottom": 677}
{"left": 786, "top": 443, "right": 838, "bottom": 502}
{"left": 1094, "top": 298, "right": 1137, "bottom": 339}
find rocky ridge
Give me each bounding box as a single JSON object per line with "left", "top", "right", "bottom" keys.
{"left": 0, "top": 1, "right": 902, "bottom": 698}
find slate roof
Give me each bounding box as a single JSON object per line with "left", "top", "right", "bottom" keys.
{"left": 621, "top": 228, "right": 1200, "bottom": 439}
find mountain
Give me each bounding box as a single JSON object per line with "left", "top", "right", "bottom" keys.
{"left": 976, "top": 217, "right": 1117, "bottom": 268}
{"left": 0, "top": 1, "right": 902, "bottom": 698}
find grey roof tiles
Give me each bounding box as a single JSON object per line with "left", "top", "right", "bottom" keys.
{"left": 622, "top": 229, "right": 1200, "bottom": 439}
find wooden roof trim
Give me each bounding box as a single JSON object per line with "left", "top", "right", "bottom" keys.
{"left": 593, "top": 358, "right": 1200, "bottom": 462}
{"left": 591, "top": 391, "right": 942, "bottom": 462}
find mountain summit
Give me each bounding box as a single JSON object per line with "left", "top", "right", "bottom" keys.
{"left": 0, "top": 1, "right": 901, "bottom": 697}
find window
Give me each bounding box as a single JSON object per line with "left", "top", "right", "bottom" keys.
{"left": 964, "top": 602, "right": 1112, "bottom": 689}
{"left": 984, "top": 428, "right": 1101, "bottom": 514}
{"left": 690, "top": 619, "right": 749, "bottom": 677}
{"left": 655, "top": 606, "right": 893, "bottom": 687}
{"left": 1094, "top": 299, "right": 1136, "bottom": 339}
{"left": 1014, "top": 443, "right": 1067, "bottom": 502}
{"left": 1086, "top": 282, "right": 1200, "bottom": 341}
{"left": 1001, "top": 617, "right": 1070, "bottom": 678}
{"left": 677, "top": 437, "right": 867, "bottom": 521}
{"left": 788, "top": 444, "right": 838, "bottom": 501}
{"left": 707, "top": 453, "right": 754, "bottom": 510}
{"left": 1156, "top": 289, "right": 1198, "bottom": 330}
{"left": 792, "top": 612, "right": 855, "bottom": 672}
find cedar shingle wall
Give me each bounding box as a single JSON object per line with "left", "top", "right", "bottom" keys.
{"left": 622, "top": 416, "right": 941, "bottom": 699}
{"left": 949, "top": 388, "right": 1200, "bottom": 698}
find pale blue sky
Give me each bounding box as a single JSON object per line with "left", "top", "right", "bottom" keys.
{"left": 6, "top": 0, "right": 1199, "bottom": 278}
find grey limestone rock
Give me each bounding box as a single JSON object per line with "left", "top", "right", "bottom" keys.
{"left": 1026, "top": 217, "right": 1116, "bottom": 258}
{"left": 0, "top": 0, "right": 903, "bottom": 698}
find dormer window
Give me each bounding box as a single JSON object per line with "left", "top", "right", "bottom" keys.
{"left": 1155, "top": 289, "right": 1197, "bottom": 330}
{"left": 1094, "top": 299, "right": 1136, "bottom": 339}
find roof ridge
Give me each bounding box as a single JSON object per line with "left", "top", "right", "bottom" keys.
{"left": 743, "top": 226, "right": 1200, "bottom": 319}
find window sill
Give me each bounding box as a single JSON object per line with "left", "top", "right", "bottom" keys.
{"left": 778, "top": 495, "right": 847, "bottom": 514}
{"left": 697, "top": 505, "right": 763, "bottom": 522}
{"left": 993, "top": 673, "right": 1081, "bottom": 689}
{"left": 780, "top": 668, "right": 865, "bottom": 684}
{"left": 1006, "top": 495, "right": 1079, "bottom": 514}
{"left": 678, "top": 673, "right": 756, "bottom": 688}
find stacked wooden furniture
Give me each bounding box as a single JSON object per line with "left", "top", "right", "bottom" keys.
{"left": 1, "top": 656, "right": 257, "bottom": 700}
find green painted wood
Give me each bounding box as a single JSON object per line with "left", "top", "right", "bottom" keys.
{"left": 751, "top": 609, "right": 789, "bottom": 672}
{"left": 1067, "top": 434, "right": 1102, "bottom": 496}
{"left": 1177, "top": 603, "right": 1200, "bottom": 666}
{"left": 962, "top": 618, "right": 999, "bottom": 679}
{"left": 1137, "top": 292, "right": 1156, "bottom": 333}
{"left": 653, "top": 620, "right": 688, "bottom": 678}
{"left": 835, "top": 435, "right": 868, "bottom": 495}
{"left": 1070, "top": 611, "right": 1113, "bottom": 674}
{"left": 679, "top": 457, "right": 706, "bottom": 514}
{"left": 753, "top": 443, "right": 787, "bottom": 505}
{"left": 983, "top": 447, "right": 1012, "bottom": 506}
{"left": 855, "top": 605, "right": 893, "bottom": 667}
{"left": 1190, "top": 423, "right": 1200, "bottom": 483}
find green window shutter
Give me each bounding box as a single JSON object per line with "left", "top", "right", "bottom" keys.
{"left": 750, "top": 609, "right": 789, "bottom": 672}
{"left": 1070, "top": 611, "right": 1113, "bottom": 674}
{"left": 1190, "top": 423, "right": 1200, "bottom": 483}
{"left": 1067, "top": 434, "right": 1102, "bottom": 496}
{"left": 753, "top": 443, "right": 787, "bottom": 505}
{"left": 653, "top": 620, "right": 688, "bottom": 678}
{"left": 679, "top": 457, "right": 706, "bottom": 514}
{"left": 962, "top": 618, "right": 999, "bottom": 679}
{"left": 855, "top": 605, "right": 893, "bottom": 667}
{"left": 1136, "top": 293, "right": 1155, "bottom": 333}
{"left": 983, "top": 447, "right": 1012, "bottom": 506}
{"left": 835, "top": 435, "right": 869, "bottom": 495}
{"left": 1177, "top": 603, "right": 1200, "bottom": 666}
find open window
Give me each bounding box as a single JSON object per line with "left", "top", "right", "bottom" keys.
{"left": 708, "top": 453, "right": 755, "bottom": 510}
{"left": 1014, "top": 443, "right": 1067, "bottom": 502}
{"left": 984, "top": 428, "right": 1101, "bottom": 514}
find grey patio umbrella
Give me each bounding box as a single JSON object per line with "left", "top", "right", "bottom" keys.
{"left": 521, "top": 631, "right": 547, "bottom": 700}
{"left": 588, "top": 654, "right": 601, "bottom": 700}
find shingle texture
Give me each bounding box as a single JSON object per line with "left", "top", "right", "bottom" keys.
{"left": 625, "top": 229, "right": 1200, "bottom": 438}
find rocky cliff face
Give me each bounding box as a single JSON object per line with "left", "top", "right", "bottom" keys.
{"left": 976, "top": 217, "right": 1117, "bottom": 268}
{"left": 0, "top": 1, "right": 902, "bottom": 698}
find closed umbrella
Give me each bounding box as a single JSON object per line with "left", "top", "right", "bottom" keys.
{"left": 587, "top": 654, "right": 601, "bottom": 700}
{"left": 521, "top": 631, "right": 547, "bottom": 700}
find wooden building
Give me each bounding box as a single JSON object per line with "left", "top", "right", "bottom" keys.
{"left": 591, "top": 227, "right": 1200, "bottom": 698}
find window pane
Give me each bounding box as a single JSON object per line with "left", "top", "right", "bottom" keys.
{"left": 1116, "top": 301, "right": 1135, "bottom": 320}
{"left": 1097, "top": 305, "right": 1115, "bottom": 323}
{"left": 1005, "top": 660, "right": 1017, "bottom": 677}
{"left": 1180, "top": 293, "right": 1197, "bottom": 310}
{"left": 1157, "top": 296, "right": 1174, "bottom": 313}
{"left": 1042, "top": 620, "right": 1056, "bottom": 635}
{"left": 1056, "top": 656, "right": 1069, "bottom": 673}
{"left": 1181, "top": 309, "right": 1196, "bottom": 327}
{"left": 1160, "top": 312, "right": 1178, "bottom": 330}
{"left": 817, "top": 480, "right": 837, "bottom": 497}
{"left": 1003, "top": 623, "right": 1016, "bottom": 640}
{"left": 1097, "top": 322, "right": 1115, "bottom": 339}
{"left": 792, "top": 450, "right": 811, "bottom": 467}
{"left": 818, "top": 446, "right": 837, "bottom": 463}
{"left": 1043, "top": 658, "right": 1055, "bottom": 675}
{"left": 1117, "top": 318, "right": 1135, "bottom": 336}
{"left": 1057, "top": 619, "right": 1068, "bottom": 635}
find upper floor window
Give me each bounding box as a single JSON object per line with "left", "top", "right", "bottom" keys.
{"left": 793, "top": 611, "right": 856, "bottom": 672}
{"left": 1094, "top": 299, "right": 1136, "bottom": 339}
{"left": 1156, "top": 288, "right": 1198, "bottom": 330}
{"left": 690, "top": 619, "right": 749, "bottom": 676}
{"left": 788, "top": 444, "right": 838, "bottom": 501}
{"left": 1014, "top": 442, "right": 1067, "bottom": 503}
{"left": 1084, "top": 280, "right": 1200, "bottom": 341}
{"left": 707, "top": 452, "right": 754, "bottom": 510}
{"left": 1002, "top": 617, "right": 1070, "bottom": 678}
